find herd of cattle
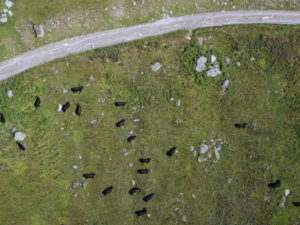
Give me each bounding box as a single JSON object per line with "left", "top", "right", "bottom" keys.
{"left": 0, "top": 85, "right": 299, "bottom": 218}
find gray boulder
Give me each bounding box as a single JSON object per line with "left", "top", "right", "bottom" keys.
{"left": 195, "top": 57, "right": 207, "bottom": 72}
{"left": 14, "top": 132, "right": 27, "bottom": 141}
{"left": 33, "top": 25, "right": 45, "bottom": 38}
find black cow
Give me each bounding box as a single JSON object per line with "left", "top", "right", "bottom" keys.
{"left": 268, "top": 180, "right": 281, "bottom": 189}
{"left": 293, "top": 202, "right": 300, "bottom": 207}
{"left": 116, "top": 119, "right": 126, "bottom": 127}
{"left": 34, "top": 97, "right": 41, "bottom": 108}
{"left": 102, "top": 186, "right": 114, "bottom": 196}
{"left": 139, "top": 158, "right": 151, "bottom": 163}
{"left": 0, "top": 113, "right": 5, "bottom": 123}
{"left": 83, "top": 173, "right": 95, "bottom": 179}
{"left": 234, "top": 123, "right": 247, "bottom": 129}
{"left": 167, "top": 147, "right": 177, "bottom": 157}
{"left": 115, "top": 102, "right": 127, "bottom": 107}
{"left": 135, "top": 208, "right": 147, "bottom": 216}
{"left": 16, "top": 142, "right": 26, "bottom": 150}
{"left": 71, "top": 86, "right": 84, "bottom": 93}
{"left": 143, "top": 193, "right": 155, "bottom": 202}
{"left": 127, "top": 136, "right": 137, "bottom": 143}
{"left": 129, "top": 187, "right": 140, "bottom": 195}
{"left": 62, "top": 102, "right": 70, "bottom": 112}
{"left": 75, "top": 104, "right": 81, "bottom": 116}
{"left": 137, "top": 169, "right": 149, "bottom": 174}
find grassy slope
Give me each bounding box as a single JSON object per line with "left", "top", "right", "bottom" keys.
{"left": 0, "top": 0, "right": 300, "bottom": 61}
{"left": 0, "top": 24, "right": 299, "bottom": 225}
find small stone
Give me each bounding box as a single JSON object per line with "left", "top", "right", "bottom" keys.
{"left": 279, "top": 196, "right": 286, "bottom": 207}
{"left": 226, "top": 57, "right": 230, "bottom": 64}
{"left": 284, "top": 189, "right": 290, "bottom": 197}
{"left": 200, "top": 144, "right": 209, "bottom": 154}
{"left": 72, "top": 165, "right": 78, "bottom": 169}
{"left": 182, "top": 216, "right": 187, "bottom": 222}
{"left": 228, "top": 178, "right": 233, "bottom": 184}
{"left": 62, "top": 88, "right": 68, "bottom": 93}
{"left": 197, "top": 156, "right": 208, "bottom": 162}
{"left": 195, "top": 57, "right": 207, "bottom": 72}
{"left": 189, "top": 146, "right": 195, "bottom": 151}
{"left": 211, "top": 55, "right": 217, "bottom": 64}
{"left": 90, "top": 119, "right": 97, "bottom": 124}
{"left": 129, "top": 163, "right": 133, "bottom": 167}
{"left": 132, "top": 180, "right": 136, "bottom": 185}
{"left": 264, "top": 195, "right": 270, "bottom": 201}
{"left": 221, "top": 79, "right": 230, "bottom": 92}
{"left": 0, "top": 16, "right": 8, "bottom": 23}
{"left": 14, "top": 132, "right": 27, "bottom": 141}
{"left": 176, "top": 99, "right": 181, "bottom": 107}
{"left": 133, "top": 118, "right": 140, "bottom": 122}
{"left": 71, "top": 181, "right": 80, "bottom": 189}
{"left": 33, "top": 25, "right": 45, "bottom": 38}
{"left": 192, "top": 194, "right": 196, "bottom": 199}
{"left": 7, "top": 90, "right": 13, "bottom": 98}
{"left": 207, "top": 64, "right": 222, "bottom": 77}
{"left": 5, "top": 0, "right": 14, "bottom": 8}
{"left": 250, "top": 57, "right": 255, "bottom": 61}
{"left": 198, "top": 37, "right": 205, "bottom": 45}
{"left": 151, "top": 62, "right": 162, "bottom": 72}
{"left": 82, "top": 181, "right": 88, "bottom": 188}
{"left": 237, "top": 62, "right": 241, "bottom": 67}
{"left": 79, "top": 155, "right": 82, "bottom": 159}
{"left": 214, "top": 150, "right": 221, "bottom": 160}
{"left": 89, "top": 76, "right": 95, "bottom": 82}
{"left": 58, "top": 104, "right": 62, "bottom": 112}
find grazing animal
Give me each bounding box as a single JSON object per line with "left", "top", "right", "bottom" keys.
{"left": 143, "top": 193, "right": 155, "bottom": 202}
{"left": 167, "top": 147, "right": 177, "bottom": 156}
{"left": 234, "top": 123, "right": 247, "bottom": 129}
{"left": 34, "top": 97, "right": 41, "bottom": 108}
{"left": 116, "top": 119, "right": 126, "bottom": 127}
{"left": 75, "top": 104, "right": 81, "bottom": 116}
{"left": 83, "top": 173, "right": 95, "bottom": 179}
{"left": 127, "top": 136, "right": 137, "bottom": 143}
{"left": 137, "top": 169, "right": 149, "bottom": 174}
{"left": 293, "top": 202, "right": 300, "bottom": 207}
{"left": 71, "top": 86, "right": 84, "bottom": 93}
{"left": 102, "top": 186, "right": 114, "bottom": 196}
{"left": 16, "top": 142, "right": 26, "bottom": 150}
{"left": 115, "top": 102, "right": 127, "bottom": 107}
{"left": 139, "top": 158, "right": 151, "bottom": 163}
{"left": 135, "top": 208, "right": 147, "bottom": 216}
{"left": 129, "top": 187, "right": 140, "bottom": 195}
{"left": 62, "top": 102, "right": 70, "bottom": 112}
{"left": 268, "top": 180, "right": 281, "bottom": 189}
{"left": 0, "top": 113, "right": 5, "bottom": 123}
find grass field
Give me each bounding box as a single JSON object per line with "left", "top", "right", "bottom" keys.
{"left": 0, "top": 24, "right": 299, "bottom": 225}
{"left": 0, "top": 0, "right": 300, "bottom": 61}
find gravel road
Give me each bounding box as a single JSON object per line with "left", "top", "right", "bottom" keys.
{"left": 0, "top": 10, "right": 300, "bottom": 80}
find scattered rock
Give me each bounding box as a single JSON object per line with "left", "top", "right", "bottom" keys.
{"left": 221, "top": 79, "right": 230, "bottom": 92}
{"left": 82, "top": 181, "right": 88, "bottom": 188}
{"left": 89, "top": 75, "right": 95, "bottom": 82}
{"left": 72, "top": 165, "right": 78, "bottom": 169}
{"left": 214, "top": 149, "right": 221, "bottom": 160}
{"left": 195, "top": 56, "right": 207, "bottom": 72}
{"left": 0, "top": 13, "right": 8, "bottom": 23}
{"left": 207, "top": 64, "right": 222, "bottom": 77}
{"left": 7, "top": 90, "right": 13, "bottom": 98}
{"left": 176, "top": 99, "right": 181, "bottom": 107}
{"left": 182, "top": 216, "right": 187, "bottom": 222}
{"left": 197, "top": 156, "right": 208, "bottom": 162}
{"left": 228, "top": 178, "right": 233, "bottom": 184}
{"left": 237, "top": 62, "right": 241, "bottom": 67}
{"left": 14, "top": 132, "right": 27, "bottom": 141}
{"left": 71, "top": 181, "right": 81, "bottom": 189}
{"left": 226, "top": 57, "right": 230, "bottom": 64}
{"left": 62, "top": 88, "right": 68, "bottom": 93}
{"left": 250, "top": 57, "right": 255, "bottom": 61}
{"left": 192, "top": 194, "right": 196, "bottom": 199}
{"left": 33, "top": 25, "right": 45, "bottom": 38}
{"left": 132, "top": 180, "right": 136, "bottom": 185}
{"left": 151, "top": 62, "right": 162, "bottom": 72}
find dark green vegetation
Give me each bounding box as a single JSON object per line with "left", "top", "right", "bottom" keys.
{"left": 0, "top": 24, "right": 299, "bottom": 225}
{"left": 1, "top": 0, "right": 300, "bottom": 61}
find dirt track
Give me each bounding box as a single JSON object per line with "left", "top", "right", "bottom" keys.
{"left": 0, "top": 10, "right": 300, "bottom": 81}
